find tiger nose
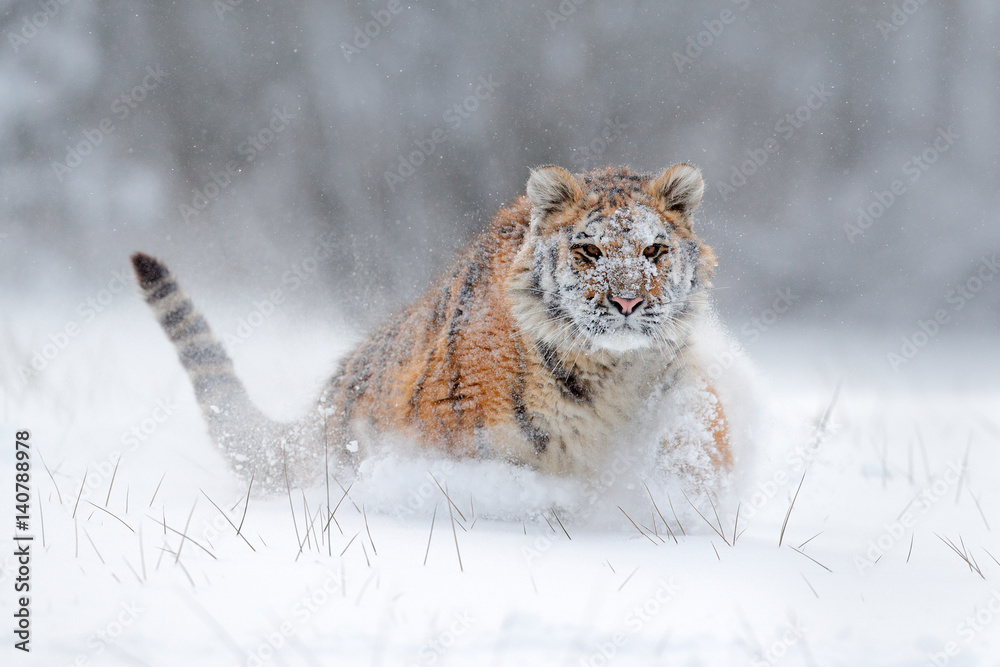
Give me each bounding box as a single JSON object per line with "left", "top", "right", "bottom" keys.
{"left": 609, "top": 295, "right": 644, "bottom": 315}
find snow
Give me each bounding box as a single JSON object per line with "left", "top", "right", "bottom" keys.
{"left": 3, "top": 305, "right": 1000, "bottom": 666}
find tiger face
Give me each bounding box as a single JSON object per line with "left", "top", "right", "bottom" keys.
{"left": 509, "top": 164, "right": 716, "bottom": 355}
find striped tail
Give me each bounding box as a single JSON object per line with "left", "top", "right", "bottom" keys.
{"left": 130, "top": 252, "right": 322, "bottom": 489}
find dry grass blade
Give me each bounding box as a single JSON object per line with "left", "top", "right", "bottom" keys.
{"left": 145, "top": 511, "right": 218, "bottom": 561}
{"left": 618, "top": 567, "right": 639, "bottom": 592}
{"left": 284, "top": 463, "right": 301, "bottom": 548}
{"left": 618, "top": 506, "right": 657, "bottom": 545}
{"left": 321, "top": 483, "right": 353, "bottom": 537}
{"left": 551, "top": 508, "right": 571, "bottom": 540}
{"left": 429, "top": 472, "right": 467, "bottom": 522}
{"left": 237, "top": 470, "right": 254, "bottom": 535}
{"left": 906, "top": 534, "right": 914, "bottom": 563}
{"left": 666, "top": 491, "right": 686, "bottom": 536}
{"left": 333, "top": 477, "right": 362, "bottom": 514}
{"left": 363, "top": 505, "right": 377, "bottom": 556}
{"left": 324, "top": 426, "right": 331, "bottom": 550}
{"left": 968, "top": 488, "right": 990, "bottom": 531}
{"left": 301, "top": 491, "right": 314, "bottom": 552}
{"left": 83, "top": 527, "right": 106, "bottom": 564}
{"left": 36, "top": 448, "right": 64, "bottom": 505}
{"left": 935, "top": 533, "right": 985, "bottom": 579}
{"left": 961, "top": 535, "right": 984, "bottom": 577}
{"left": 296, "top": 505, "right": 325, "bottom": 561}
{"left": 788, "top": 545, "right": 832, "bottom": 572}
{"left": 124, "top": 556, "right": 144, "bottom": 584}
{"left": 896, "top": 488, "right": 923, "bottom": 522}
{"left": 200, "top": 490, "right": 256, "bottom": 552}
{"left": 644, "top": 484, "right": 678, "bottom": 544}
{"left": 447, "top": 493, "right": 463, "bottom": 572}
{"left": 339, "top": 532, "right": 360, "bottom": 557}
{"left": 798, "top": 531, "right": 823, "bottom": 550}
{"left": 732, "top": 503, "right": 741, "bottom": 546}
{"left": 38, "top": 495, "right": 46, "bottom": 548}
{"left": 800, "top": 572, "right": 819, "bottom": 598}
{"left": 148, "top": 472, "right": 166, "bottom": 508}
{"left": 779, "top": 470, "right": 807, "bottom": 547}
{"left": 817, "top": 381, "right": 841, "bottom": 433}
{"left": 72, "top": 467, "right": 88, "bottom": 519}
{"left": 84, "top": 500, "right": 135, "bottom": 533}
{"left": 105, "top": 455, "right": 121, "bottom": 507}
{"left": 423, "top": 504, "right": 438, "bottom": 566}
{"left": 176, "top": 560, "right": 196, "bottom": 587}
{"left": 680, "top": 491, "right": 730, "bottom": 546}
{"left": 177, "top": 500, "right": 200, "bottom": 564}
{"left": 703, "top": 488, "right": 729, "bottom": 545}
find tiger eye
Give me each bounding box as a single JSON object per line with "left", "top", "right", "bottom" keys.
{"left": 573, "top": 244, "right": 602, "bottom": 259}
{"left": 643, "top": 244, "right": 666, "bottom": 259}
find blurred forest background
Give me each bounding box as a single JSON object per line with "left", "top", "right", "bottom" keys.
{"left": 1, "top": 0, "right": 998, "bottom": 335}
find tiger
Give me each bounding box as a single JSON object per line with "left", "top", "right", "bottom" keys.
{"left": 131, "top": 163, "right": 734, "bottom": 492}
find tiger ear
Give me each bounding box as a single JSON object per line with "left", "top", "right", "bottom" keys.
{"left": 649, "top": 163, "right": 704, "bottom": 216}
{"left": 526, "top": 165, "right": 582, "bottom": 223}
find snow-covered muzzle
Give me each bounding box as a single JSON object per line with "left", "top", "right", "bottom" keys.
{"left": 524, "top": 205, "right": 704, "bottom": 354}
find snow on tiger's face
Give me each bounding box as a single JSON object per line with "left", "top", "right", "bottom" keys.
{"left": 511, "top": 164, "right": 714, "bottom": 355}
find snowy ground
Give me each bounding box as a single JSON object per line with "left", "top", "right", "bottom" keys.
{"left": 2, "top": 297, "right": 1000, "bottom": 667}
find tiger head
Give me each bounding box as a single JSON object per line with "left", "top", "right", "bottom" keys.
{"left": 509, "top": 164, "right": 716, "bottom": 355}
